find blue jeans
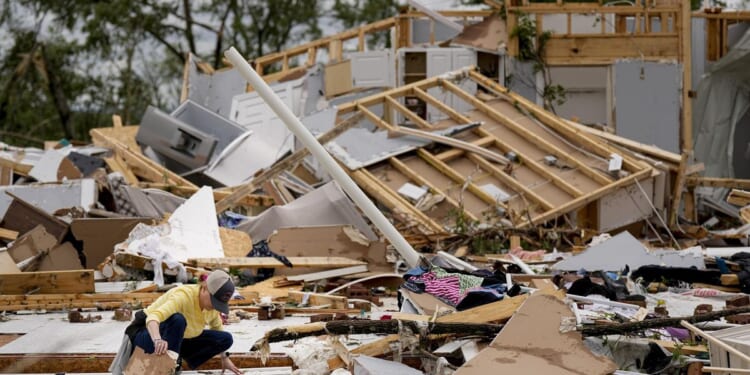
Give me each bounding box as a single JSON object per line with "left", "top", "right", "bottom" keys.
{"left": 133, "top": 313, "right": 233, "bottom": 369}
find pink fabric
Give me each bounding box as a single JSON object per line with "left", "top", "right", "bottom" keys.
{"left": 506, "top": 248, "right": 546, "bottom": 261}
{"left": 420, "top": 272, "right": 462, "bottom": 305}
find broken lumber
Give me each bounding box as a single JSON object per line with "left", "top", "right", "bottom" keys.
{"left": 0, "top": 270, "right": 95, "bottom": 294}
{"left": 285, "top": 265, "right": 369, "bottom": 282}
{"left": 187, "top": 256, "right": 366, "bottom": 269}
{"left": 140, "top": 182, "right": 274, "bottom": 207}
{"left": 112, "top": 252, "right": 202, "bottom": 276}
{"left": 327, "top": 294, "right": 528, "bottom": 370}
{"left": 214, "top": 112, "right": 364, "bottom": 213}
{"left": 287, "top": 291, "right": 348, "bottom": 309}
{"left": 580, "top": 305, "right": 750, "bottom": 336}
{"left": 389, "top": 124, "right": 509, "bottom": 165}
{"left": 254, "top": 320, "right": 504, "bottom": 347}
{"left": 0, "top": 228, "right": 18, "bottom": 241}
{"left": 727, "top": 188, "right": 750, "bottom": 207}
{"left": 681, "top": 320, "right": 750, "bottom": 364}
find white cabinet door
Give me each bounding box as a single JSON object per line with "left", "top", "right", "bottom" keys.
{"left": 350, "top": 51, "right": 394, "bottom": 88}
{"left": 426, "top": 49, "right": 453, "bottom": 122}
{"left": 451, "top": 48, "right": 477, "bottom": 116}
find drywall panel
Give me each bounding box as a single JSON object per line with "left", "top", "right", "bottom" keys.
{"left": 614, "top": 61, "right": 681, "bottom": 154}
{"left": 349, "top": 51, "right": 394, "bottom": 88}
{"left": 186, "top": 55, "right": 246, "bottom": 118}
{"left": 426, "top": 48, "right": 453, "bottom": 123}
{"left": 0, "top": 180, "right": 96, "bottom": 219}
{"left": 597, "top": 176, "right": 654, "bottom": 232}
{"left": 692, "top": 18, "right": 707, "bottom": 89}
{"left": 549, "top": 66, "right": 608, "bottom": 125}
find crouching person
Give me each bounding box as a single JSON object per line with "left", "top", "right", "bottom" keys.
{"left": 111, "top": 270, "right": 242, "bottom": 374}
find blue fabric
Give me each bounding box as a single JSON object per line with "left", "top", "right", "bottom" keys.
{"left": 403, "top": 266, "right": 428, "bottom": 279}
{"left": 132, "top": 313, "right": 233, "bottom": 370}
{"left": 715, "top": 256, "right": 730, "bottom": 274}
{"left": 218, "top": 212, "right": 249, "bottom": 229}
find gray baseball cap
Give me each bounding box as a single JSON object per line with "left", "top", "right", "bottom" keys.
{"left": 206, "top": 270, "right": 235, "bottom": 314}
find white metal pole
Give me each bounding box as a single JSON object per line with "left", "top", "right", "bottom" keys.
{"left": 224, "top": 47, "right": 423, "bottom": 268}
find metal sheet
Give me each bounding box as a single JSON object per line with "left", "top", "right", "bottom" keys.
{"left": 614, "top": 60, "right": 681, "bottom": 153}
{"left": 187, "top": 56, "right": 247, "bottom": 118}
{"left": 0, "top": 179, "right": 96, "bottom": 219}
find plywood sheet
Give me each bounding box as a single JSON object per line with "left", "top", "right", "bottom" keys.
{"left": 268, "top": 225, "right": 391, "bottom": 273}
{"left": 455, "top": 294, "right": 616, "bottom": 375}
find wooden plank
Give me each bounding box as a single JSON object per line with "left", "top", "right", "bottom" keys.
{"left": 565, "top": 119, "right": 681, "bottom": 165}
{"left": 468, "top": 70, "right": 647, "bottom": 172}
{"left": 390, "top": 125, "right": 510, "bottom": 165}
{"left": 442, "top": 79, "right": 614, "bottom": 186}
{"left": 286, "top": 265, "right": 369, "bottom": 282}
{"left": 467, "top": 153, "right": 555, "bottom": 211}
{"left": 188, "top": 257, "right": 366, "bottom": 269}
{"left": 385, "top": 96, "right": 432, "bottom": 128}
{"left": 0, "top": 166, "right": 11, "bottom": 185}
{"left": 327, "top": 294, "right": 529, "bottom": 370}
{"left": 287, "top": 290, "right": 348, "bottom": 309}
{"left": 727, "top": 189, "right": 750, "bottom": 206}
{"left": 388, "top": 157, "right": 478, "bottom": 222}
{"left": 0, "top": 353, "right": 294, "bottom": 373}
{"left": 416, "top": 148, "right": 505, "bottom": 209}
{"left": 688, "top": 177, "right": 750, "bottom": 190}
{"left": 214, "top": 112, "right": 364, "bottom": 212}
{"left": 141, "top": 182, "right": 274, "bottom": 207}
{"left": 104, "top": 156, "right": 139, "bottom": 185}
{"left": 436, "top": 136, "right": 494, "bottom": 162}
{"left": 90, "top": 128, "right": 197, "bottom": 188}
{"left": 670, "top": 152, "right": 688, "bottom": 227}
{"left": 0, "top": 228, "right": 18, "bottom": 241}
{"left": 543, "top": 35, "right": 679, "bottom": 64}
{"left": 680, "top": 0, "right": 692, "bottom": 152}
{"left": 358, "top": 104, "right": 395, "bottom": 131}
{"left": 0, "top": 270, "right": 95, "bottom": 294}
{"left": 0, "top": 156, "right": 32, "bottom": 176}
{"left": 351, "top": 168, "right": 444, "bottom": 234}
{"left": 526, "top": 167, "right": 653, "bottom": 228}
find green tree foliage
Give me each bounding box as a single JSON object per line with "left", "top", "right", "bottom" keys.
{"left": 333, "top": 0, "right": 400, "bottom": 48}
{"left": 0, "top": 0, "right": 325, "bottom": 146}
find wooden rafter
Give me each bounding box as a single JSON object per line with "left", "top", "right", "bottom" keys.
{"left": 441, "top": 79, "right": 613, "bottom": 186}
{"left": 416, "top": 149, "right": 506, "bottom": 210}
{"left": 385, "top": 95, "right": 432, "bottom": 129}
{"left": 467, "top": 70, "right": 648, "bottom": 172}
{"left": 388, "top": 157, "right": 479, "bottom": 222}
{"left": 467, "top": 153, "right": 554, "bottom": 211}
{"left": 214, "top": 112, "right": 364, "bottom": 212}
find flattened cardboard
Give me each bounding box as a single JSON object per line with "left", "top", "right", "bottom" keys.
{"left": 0, "top": 250, "right": 20, "bottom": 273}
{"left": 38, "top": 242, "right": 83, "bottom": 271}
{"left": 70, "top": 218, "right": 154, "bottom": 268}
{"left": 7, "top": 225, "right": 56, "bottom": 264}
{"left": 268, "top": 225, "right": 390, "bottom": 274}
{"left": 1, "top": 195, "right": 69, "bottom": 243}
{"left": 455, "top": 294, "right": 616, "bottom": 375}
{"left": 123, "top": 346, "right": 177, "bottom": 375}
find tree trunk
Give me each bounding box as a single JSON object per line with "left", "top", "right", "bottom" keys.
{"left": 580, "top": 306, "right": 750, "bottom": 337}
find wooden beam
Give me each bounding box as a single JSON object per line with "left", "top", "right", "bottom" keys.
{"left": 104, "top": 156, "right": 139, "bottom": 185}
{"left": 525, "top": 167, "right": 652, "bottom": 228}
{"left": 670, "top": 153, "right": 689, "bottom": 227}
{"left": 687, "top": 177, "right": 750, "bottom": 189}
{"left": 286, "top": 265, "right": 369, "bottom": 282}
{"left": 91, "top": 129, "right": 197, "bottom": 188}
{"left": 436, "top": 136, "right": 494, "bottom": 162}
{"left": 214, "top": 113, "right": 364, "bottom": 212}
{"left": 467, "top": 153, "right": 555, "bottom": 211}
{"left": 287, "top": 291, "right": 348, "bottom": 309}
{"left": 0, "top": 353, "right": 294, "bottom": 373}
{"left": 390, "top": 125, "right": 509, "bottom": 165}
{"left": 417, "top": 148, "right": 505, "bottom": 209}
{"left": 0, "top": 270, "right": 95, "bottom": 294}
{"left": 187, "top": 257, "right": 366, "bottom": 269}
{"left": 358, "top": 103, "right": 395, "bottom": 131}
{"left": 327, "top": 294, "right": 528, "bottom": 370}
{"left": 468, "top": 70, "right": 647, "bottom": 172}
{"left": 0, "top": 227, "right": 18, "bottom": 241}
{"left": 337, "top": 77, "right": 441, "bottom": 114}
{"left": 0, "top": 157, "right": 32, "bottom": 176}
{"left": 442, "top": 79, "right": 614, "bottom": 186}
{"left": 140, "top": 182, "right": 274, "bottom": 207}
{"left": 388, "top": 157, "right": 478, "bottom": 222}
{"left": 385, "top": 95, "right": 432, "bottom": 128}
{"left": 350, "top": 169, "right": 443, "bottom": 234}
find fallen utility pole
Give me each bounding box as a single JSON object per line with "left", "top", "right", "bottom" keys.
{"left": 224, "top": 46, "right": 423, "bottom": 268}
{"left": 253, "top": 320, "right": 504, "bottom": 348}
{"left": 580, "top": 305, "right": 750, "bottom": 337}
